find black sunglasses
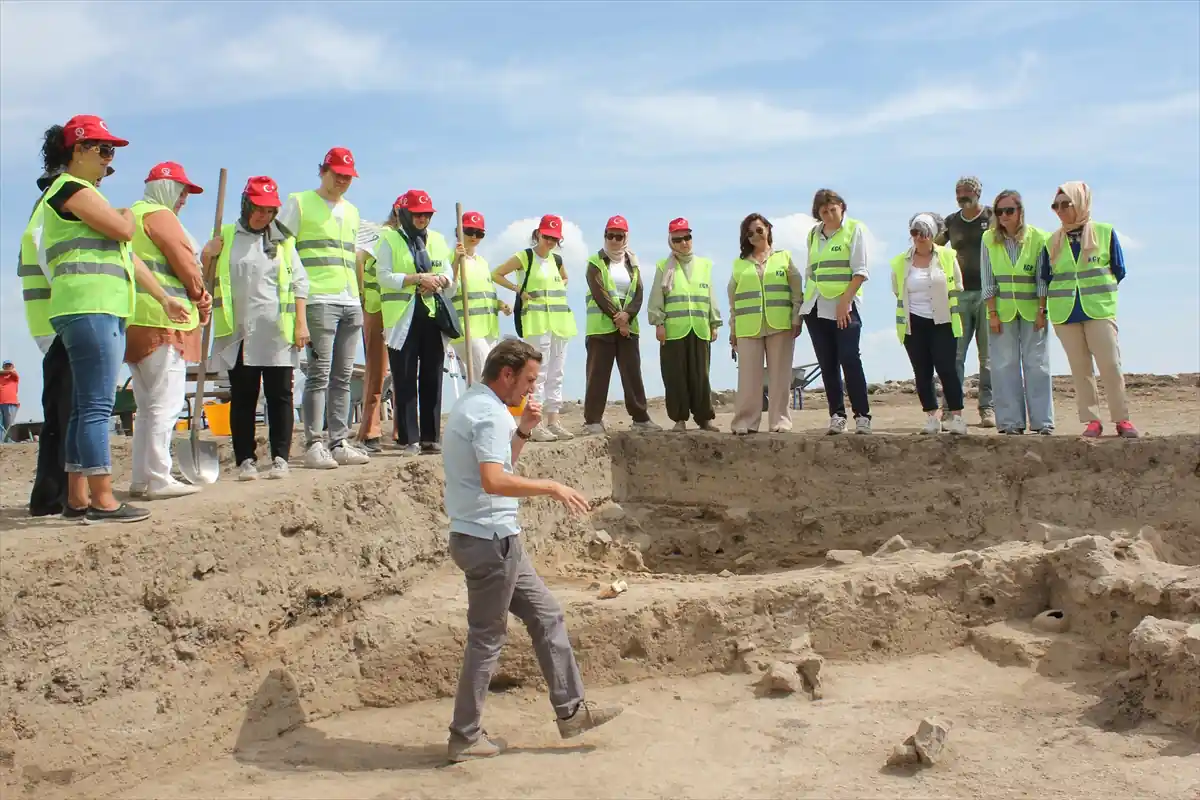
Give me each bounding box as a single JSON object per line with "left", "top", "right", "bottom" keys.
{"left": 83, "top": 141, "right": 116, "bottom": 158}
{"left": 751, "top": 226, "right": 767, "bottom": 235}
{"left": 463, "top": 228, "right": 485, "bottom": 239}
{"left": 995, "top": 206, "right": 1020, "bottom": 217}
{"left": 604, "top": 231, "right": 626, "bottom": 241}
{"left": 671, "top": 234, "right": 692, "bottom": 244}
{"left": 910, "top": 229, "right": 930, "bottom": 238}
{"left": 1050, "top": 200, "right": 1073, "bottom": 211}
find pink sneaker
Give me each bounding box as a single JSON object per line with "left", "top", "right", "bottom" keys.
{"left": 1115, "top": 420, "right": 1140, "bottom": 439}
{"left": 1082, "top": 421, "right": 1103, "bottom": 438}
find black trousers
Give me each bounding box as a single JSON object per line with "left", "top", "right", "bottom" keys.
{"left": 660, "top": 332, "right": 715, "bottom": 424}
{"left": 29, "top": 336, "right": 72, "bottom": 516}
{"left": 805, "top": 308, "right": 871, "bottom": 419}
{"left": 227, "top": 345, "right": 294, "bottom": 464}
{"left": 903, "top": 314, "right": 964, "bottom": 412}
{"left": 389, "top": 303, "right": 444, "bottom": 446}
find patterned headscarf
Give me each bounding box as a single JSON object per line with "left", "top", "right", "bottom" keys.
{"left": 956, "top": 175, "right": 983, "bottom": 196}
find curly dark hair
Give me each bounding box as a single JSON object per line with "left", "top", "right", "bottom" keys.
{"left": 40, "top": 125, "right": 71, "bottom": 175}
{"left": 738, "top": 213, "right": 772, "bottom": 259}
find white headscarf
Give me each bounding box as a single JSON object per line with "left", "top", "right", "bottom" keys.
{"left": 143, "top": 179, "right": 200, "bottom": 264}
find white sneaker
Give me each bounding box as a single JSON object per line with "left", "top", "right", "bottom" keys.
{"left": 129, "top": 484, "right": 148, "bottom": 499}
{"left": 946, "top": 415, "right": 969, "bottom": 435}
{"left": 672, "top": 421, "right": 688, "bottom": 432}
{"left": 855, "top": 416, "right": 872, "bottom": 435}
{"left": 632, "top": 420, "right": 662, "bottom": 431}
{"left": 304, "top": 442, "right": 338, "bottom": 470}
{"left": 922, "top": 415, "right": 941, "bottom": 435}
{"left": 400, "top": 443, "right": 421, "bottom": 456}
{"left": 332, "top": 442, "right": 370, "bottom": 465}
{"left": 827, "top": 415, "right": 848, "bottom": 435}
{"left": 583, "top": 423, "right": 605, "bottom": 435}
{"left": 547, "top": 422, "right": 574, "bottom": 440}
{"left": 236, "top": 459, "right": 259, "bottom": 482}
{"left": 268, "top": 457, "right": 289, "bottom": 479}
{"left": 530, "top": 425, "right": 558, "bottom": 442}
{"left": 147, "top": 479, "right": 203, "bottom": 498}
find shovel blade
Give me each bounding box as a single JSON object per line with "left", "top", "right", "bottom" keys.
{"left": 178, "top": 441, "right": 221, "bottom": 485}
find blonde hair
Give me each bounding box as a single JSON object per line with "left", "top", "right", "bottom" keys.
{"left": 988, "top": 189, "right": 1026, "bottom": 243}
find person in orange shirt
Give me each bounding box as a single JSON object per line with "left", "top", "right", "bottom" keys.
{"left": 0, "top": 361, "right": 19, "bottom": 443}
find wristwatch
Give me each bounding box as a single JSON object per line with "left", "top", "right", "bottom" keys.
{"left": 515, "top": 427, "right": 532, "bottom": 441}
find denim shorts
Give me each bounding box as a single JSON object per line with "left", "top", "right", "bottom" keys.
{"left": 51, "top": 313, "right": 125, "bottom": 475}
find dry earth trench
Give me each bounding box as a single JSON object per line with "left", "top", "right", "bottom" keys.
{"left": 1, "top": 414, "right": 1199, "bottom": 799}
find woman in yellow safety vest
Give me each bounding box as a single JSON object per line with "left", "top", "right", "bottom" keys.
{"left": 980, "top": 190, "right": 1053, "bottom": 435}
{"left": 648, "top": 217, "right": 722, "bottom": 432}
{"left": 582, "top": 215, "right": 658, "bottom": 434}
{"left": 38, "top": 115, "right": 191, "bottom": 524}
{"left": 202, "top": 176, "right": 311, "bottom": 481}
{"left": 1038, "top": 181, "right": 1137, "bottom": 438}
{"left": 450, "top": 210, "right": 509, "bottom": 384}
{"left": 375, "top": 190, "right": 456, "bottom": 456}
{"left": 492, "top": 214, "right": 577, "bottom": 442}
{"left": 728, "top": 213, "right": 803, "bottom": 435}
{"left": 891, "top": 213, "right": 968, "bottom": 435}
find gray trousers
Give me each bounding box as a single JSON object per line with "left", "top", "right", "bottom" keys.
{"left": 302, "top": 302, "right": 363, "bottom": 447}
{"left": 449, "top": 532, "right": 584, "bottom": 743}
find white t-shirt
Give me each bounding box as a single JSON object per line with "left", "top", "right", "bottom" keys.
{"left": 609, "top": 259, "right": 632, "bottom": 297}
{"left": 906, "top": 266, "right": 935, "bottom": 319}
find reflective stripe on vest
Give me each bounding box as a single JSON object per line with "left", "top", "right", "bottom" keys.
{"left": 451, "top": 253, "right": 499, "bottom": 342}
{"left": 1045, "top": 222, "right": 1116, "bottom": 324}
{"left": 211, "top": 223, "right": 297, "bottom": 344}
{"left": 129, "top": 200, "right": 198, "bottom": 331}
{"left": 732, "top": 250, "right": 793, "bottom": 338}
{"left": 890, "top": 246, "right": 962, "bottom": 343}
{"left": 291, "top": 190, "right": 360, "bottom": 298}
{"left": 660, "top": 257, "right": 713, "bottom": 341}
{"left": 983, "top": 226, "right": 1045, "bottom": 323}
{"left": 803, "top": 218, "right": 861, "bottom": 302}
{"left": 519, "top": 249, "right": 577, "bottom": 339}
{"left": 585, "top": 253, "right": 639, "bottom": 336}
{"left": 42, "top": 173, "right": 134, "bottom": 320}
{"left": 379, "top": 229, "right": 453, "bottom": 330}
{"left": 19, "top": 200, "right": 54, "bottom": 338}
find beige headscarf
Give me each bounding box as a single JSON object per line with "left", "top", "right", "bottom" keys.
{"left": 1048, "top": 181, "right": 1098, "bottom": 264}
{"left": 660, "top": 234, "right": 694, "bottom": 294}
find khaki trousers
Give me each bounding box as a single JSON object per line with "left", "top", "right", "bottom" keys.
{"left": 1053, "top": 318, "right": 1129, "bottom": 423}
{"left": 732, "top": 330, "right": 795, "bottom": 433}
{"left": 356, "top": 309, "right": 389, "bottom": 442}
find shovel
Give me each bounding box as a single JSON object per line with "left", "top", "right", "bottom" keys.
{"left": 179, "top": 167, "right": 228, "bottom": 485}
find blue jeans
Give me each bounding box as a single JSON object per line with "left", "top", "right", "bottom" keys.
{"left": 51, "top": 313, "right": 125, "bottom": 476}
{"left": 0, "top": 404, "right": 16, "bottom": 442}
{"left": 989, "top": 317, "right": 1054, "bottom": 432}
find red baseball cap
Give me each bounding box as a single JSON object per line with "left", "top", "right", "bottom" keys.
{"left": 145, "top": 161, "right": 203, "bottom": 194}
{"left": 605, "top": 215, "right": 629, "bottom": 232}
{"left": 243, "top": 176, "right": 282, "bottom": 208}
{"left": 62, "top": 114, "right": 129, "bottom": 148}
{"left": 668, "top": 217, "right": 691, "bottom": 233}
{"left": 462, "top": 210, "right": 486, "bottom": 231}
{"left": 395, "top": 189, "right": 436, "bottom": 214}
{"left": 322, "top": 147, "right": 359, "bottom": 177}
{"left": 537, "top": 214, "right": 563, "bottom": 240}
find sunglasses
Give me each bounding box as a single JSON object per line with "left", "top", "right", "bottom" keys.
{"left": 463, "top": 228, "right": 485, "bottom": 239}
{"left": 83, "top": 142, "right": 117, "bottom": 158}
{"left": 604, "top": 231, "right": 626, "bottom": 241}
{"left": 671, "top": 234, "right": 692, "bottom": 244}
{"left": 909, "top": 229, "right": 930, "bottom": 238}
{"left": 751, "top": 226, "right": 767, "bottom": 235}
{"left": 1050, "top": 200, "right": 1073, "bottom": 211}
{"left": 995, "top": 206, "right": 1020, "bottom": 217}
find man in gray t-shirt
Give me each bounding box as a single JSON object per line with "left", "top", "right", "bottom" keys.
{"left": 934, "top": 175, "right": 996, "bottom": 427}
{"left": 441, "top": 337, "right": 623, "bottom": 762}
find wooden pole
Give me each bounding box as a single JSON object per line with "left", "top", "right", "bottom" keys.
{"left": 455, "top": 201, "right": 473, "bottom": 386}
{"left": 190, "top": 167, "right": 227, "bottom": 437}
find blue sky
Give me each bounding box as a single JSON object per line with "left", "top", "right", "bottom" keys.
{"left": 2, "top": 0, "right": 1198, "bottom": 421}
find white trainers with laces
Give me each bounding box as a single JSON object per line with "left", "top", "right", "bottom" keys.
{"left": 268, "top": 457, "right": 289, "bottom": 479}
{"left": 332, "top": 442, "right": 370, "bottom": 465}
{"left": 530, "top": 425, "right": 558, "bottom": 442}
{"left": 922, "top": 415, "right": 941, "bottom": 435}
{"left": 547, "top": 422, "right": 575, "bottom": 440}
{"left": 236, "top": 459, "right": 259, "bottom": 481}
{"left": 304, "top": 442, "right": 338, "bottom": 470}
{"left": 826, "top": 415, "right": 848, "bottom": 435}
{"left": 946, "top": 415, "right": 969, "bottom": 435}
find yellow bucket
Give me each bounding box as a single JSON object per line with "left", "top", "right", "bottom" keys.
{"left": 204, "top": 401, "right": 232, "bottom": 437}
{"left": 175, "top": 418, "right": 188, "bottom": 432}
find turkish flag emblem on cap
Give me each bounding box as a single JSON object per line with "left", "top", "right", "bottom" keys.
{"left": 605, "top": 215, "right": 629, "bottom": 232}
{"left": 323, "top": 147, "right": 359, "bottom": 177}
{"left": 243, "top": 175, "right": 282, "bottom": 208}
{"left": 668, "top": 217, "right": 691, "bottom": 233}
{"left": 537, "top": 214, "right": 563, "bottom": 239}
{"left": 396, "top": 190, "right": 436, "bottom": 213}
{"left": 462, "top": 211, "right": 486, "bottom": 230}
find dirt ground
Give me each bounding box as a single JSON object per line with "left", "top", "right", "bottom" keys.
{"left": 0, "top": 373, "right": 1197, "bottom": 799}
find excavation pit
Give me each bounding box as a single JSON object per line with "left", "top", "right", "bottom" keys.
{"left": 1, "top": 430, "right": 1197, "bottom": 798}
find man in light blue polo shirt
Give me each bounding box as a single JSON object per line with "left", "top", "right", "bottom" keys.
{"left": 442, "top": 337, "right": 623, "bottom": 763}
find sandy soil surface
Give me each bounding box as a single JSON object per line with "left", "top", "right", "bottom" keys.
{"left": 123, "top": 650, "right": 1199, "bottom": 800}
{"left": 0, "top": 373, "right": 1196, "bottom": 800}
